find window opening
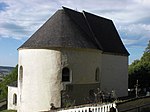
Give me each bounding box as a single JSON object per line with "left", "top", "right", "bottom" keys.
{"left": 95, "top": 68, "right": 100, "bottom": 81}
{"left": 62, "top": 67, "right": 70, "bottom": 82}
{"left": 19, "top": 66, "right": 23, "bottom": 82}
{"left": 13, "top": 93, "right": 17, "bottom": 105}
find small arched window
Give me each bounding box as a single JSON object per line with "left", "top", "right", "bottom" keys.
{"left": 19, "top": 66, "right": 23, "bottom": 82}
{"left": 13, "top": 93, "right": 17, "bottom": 105}
{"left": 62, "top": 67, "right": 70, "bottom": 82}
{"left": 95, "top": 68, "right": 100, "bottom": 82}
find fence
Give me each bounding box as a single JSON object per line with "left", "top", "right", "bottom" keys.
{"left": 58, "top": 103, "right": 117, "bottom": 112}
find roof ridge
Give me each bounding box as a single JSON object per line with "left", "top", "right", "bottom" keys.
{"left": 63, "top": 6, "right": 100, "bottom": 49}
{"left": 82, "top": 10, "right": 129, "bottom": 56}
{"left": 19, "top": 8, "right": 97, "bottom": 50}
{"left": 19, "top": 7, "right": 129, "bottom": 56}
{"left": 82, "top": 11, "right": 103, "bottom": 51}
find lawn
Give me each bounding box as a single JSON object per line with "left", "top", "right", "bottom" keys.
{"left": 0, "top": 110, "right": 16, "bottom": 112}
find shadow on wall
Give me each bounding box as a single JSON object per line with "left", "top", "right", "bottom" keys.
{"left": 61, "top": 87, "right": 118, "bottom": 108}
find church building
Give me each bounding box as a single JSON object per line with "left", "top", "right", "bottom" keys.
{"left": 7, "top": 7, "right": 129, "bottom": 112}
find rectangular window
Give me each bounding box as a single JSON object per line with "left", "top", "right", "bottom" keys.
{"left": 62, "top": 67, "right": 70, "bottom": 82}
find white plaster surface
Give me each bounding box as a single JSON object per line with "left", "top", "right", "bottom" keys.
{"left": 61, "top": 48, "right": 102, "bottom": 84}
{"left": 7, "top": 86, "right": 18, "bottom": 110}
{"left": 18, "top": 49, "right": 62, "bottom": 112}
{"left": 101, "top": 54, "right": 128, "bottom": 97}
{"left": 16, "top": 48, "right": 128, "bottom": 111}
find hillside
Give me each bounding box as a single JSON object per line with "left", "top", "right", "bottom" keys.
{"left": 0, "top": 66, "right": 14, "bottom": 77}
{"left": 0, "top": 65, "right": 18, "bottom": 100}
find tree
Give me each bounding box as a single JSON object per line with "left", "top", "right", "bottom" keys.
{"left": 128, "top": 40, "right": 150, "bottom": 95}
{"left": 145, "top": 40, "right": 150, "bottom": 53}
{"left": 128, "top": 59, "right": 140, "bottom": 75}
{"left": 0, "top": 65, "right": 18, "bottom": 100}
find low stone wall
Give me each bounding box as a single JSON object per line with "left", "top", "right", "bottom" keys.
{"left": 7, "top": 86, "right": 18, "bottom": 110}
{"left": 117, "top": 96, "right": 150, "bottom": 112}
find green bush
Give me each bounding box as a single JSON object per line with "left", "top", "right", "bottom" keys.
{"left": 0, "top": 110, "right": 17, "bottom": 112}
{"left": 129, "top": 40, "right": 150, "bottom": 89}
{"left": 0, "top": 65, "right": 18, "bottom": 100}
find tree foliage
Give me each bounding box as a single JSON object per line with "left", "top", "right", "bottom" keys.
{"left": 0, "top": 65, "right": 18, "bottom": 100}
{"left": 128, "top": 40, "right": 150, "bottom": 90}
{"left": 145, "top": 40, "right": 150, "bottom": 53}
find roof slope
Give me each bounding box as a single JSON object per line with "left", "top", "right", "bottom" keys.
{"left": 20, "top": 10, "right": 97, "bottom": 49}
{"left": 83, "top": 11, "right": 129, "bottom": 55}
{"left": 19, "top": 7, "right": 129, "bottom": 56}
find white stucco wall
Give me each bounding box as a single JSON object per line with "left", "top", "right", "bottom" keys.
{"left": 60, "top": 48, "right": 102, "bottom": 105}
{"left": 61, "top": 48, "right": 102, "bottom": 84}
{"left": 18, "top": 49, "right": 62, "bottom": 112}
{"left": 101, "top": 53, "right": 128, "bottom": 97}
{"left": 7, "top": 86, "right": 18, "bottom": 110}
{"left": 17, "top": 48, "right": 128, "bottom": 111}
{"left": 18, "top": 48, "right": 102, "bottom": 112}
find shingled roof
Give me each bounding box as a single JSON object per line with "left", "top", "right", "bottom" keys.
{"left": 19, "top": 7, "right": 129, "bottom": 56}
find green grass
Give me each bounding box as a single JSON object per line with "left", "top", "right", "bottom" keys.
{"left": 0, "top": 110, "right": 16, "bottom": 112}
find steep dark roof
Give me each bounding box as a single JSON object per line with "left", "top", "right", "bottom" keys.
{"left": 19, "top": 7, "right": 129, "bottom": 56}
{"left": 19, "top": 9, "right": 97, "bottom": 50}
{"left": 83, "top": 11, "right": 129, "bottom": 55}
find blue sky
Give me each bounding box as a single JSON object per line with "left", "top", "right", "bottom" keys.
{"left": 0, "top": 0, "right": 150, "bottom": 67}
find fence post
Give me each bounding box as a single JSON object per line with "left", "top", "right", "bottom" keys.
{"left": 137, "top": 107, "right": 140, "bottom": 112}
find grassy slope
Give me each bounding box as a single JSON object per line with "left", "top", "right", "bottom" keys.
{"left": 0, "top": 110, "right": 16, "bottom": 112}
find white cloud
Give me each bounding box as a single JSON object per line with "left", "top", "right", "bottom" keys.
{"left": 0, "top": 0, "right": 150, "bottom": 65}
{"left": 0, "top": 0, "right": 60, "bottom": 39}
{"left": 117, "top": 23, "right": 150, "bottom": 54}
{"left": 0, "top": 0, "right": 150, "bottom": 45}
